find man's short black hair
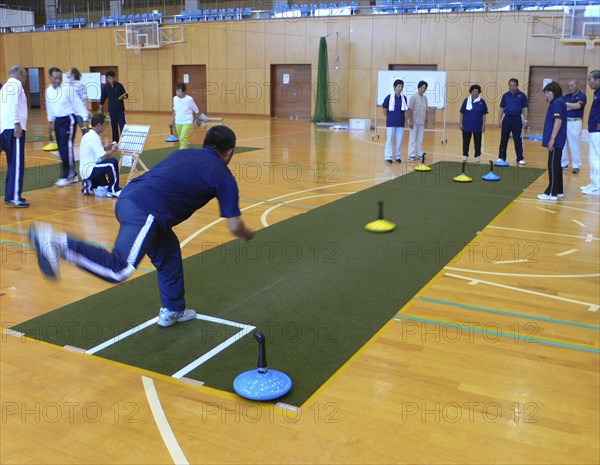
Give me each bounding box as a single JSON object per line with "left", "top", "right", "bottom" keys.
{"left": 176, "top": 82, "right": 186, "bottom": 92}
{"left": 418, "top": 80, "right": 428, "bottom": 89}
{"left": 106, "top": 70, "right": 116, "bottom": 78}
{"left": 203, "top": 125, "right": 236, "bottom": 154}
{"left": 48, "top": 67, "right": 61, "bottom": 76}
{"left": 91, "top": 113, "right": 106, "bottom": 127}
{"left": 469, "top": 84, "right": 482, "bottom": 93}
{"left": 393, "top": 79, "right": 404, "bottom": 88}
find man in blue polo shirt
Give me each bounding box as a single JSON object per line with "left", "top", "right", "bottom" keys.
{"left": 28, "top": 126, "right": 255, "bottom": 327}
{"left": 497, "top": 78, "right": 528, "bottom": 165}
{"left": 582, "top": 70, "right": 600, "bottom": 196}
{"left": 561, "top": 79, "right": 587, "bottom": 173}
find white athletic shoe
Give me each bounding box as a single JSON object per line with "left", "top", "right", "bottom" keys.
{"left": 29, "top": 223, "right": 60, "bottom": 279}
{"left": 537, "top": 193, "right": 558, "bottom": 201}
{"left": 157, "top": 308, "right": 197, "bottom": 327}
{"left": 582, "top": 186, "right": 600, "bottom": 196}
{"left": 54, "top": 178, "right": 70, "bottom": 187}
{"left": 518, "top": 159, "right": 526, "bottom": 165}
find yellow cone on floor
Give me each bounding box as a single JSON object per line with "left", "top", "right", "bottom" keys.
{"left": 453, "top": 162, "right": 472, "bottom": 182}
{"left": 414, "top": 152, "right": 431, "bottom": 172}
{"left": 365, "top": 201, "right": 396, "bottom": 233}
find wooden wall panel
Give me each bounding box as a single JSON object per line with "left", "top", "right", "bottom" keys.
{"left": 158, "top": 67, "right": 173, "bottom": 113}
{"left": 227, "top": 29, "right": 246, "bottom": 69}
{"left": 226, "top": 68, "right": 247, "bottom": 114}
{"left": 246, "top": 31, "right": 265, "bottom": 68}
{"left": 245, "top": 68, "right": 266, "bottom": 115}
{"left": 348, "top": 17, "right": 373, "bottom": 70}
{"left": 395, "top": 16, "right": 421, "bottom": 64}
{"left": 372, "top": 17, "right": 396, "bottom": 71}
{"left": 1, "top": 11, "right": 597, "bottom": 124}
{"left": 470, "top": 16, "right": 500, "bottom": 72}
{"left": 208, "top": 26, "right": 228, "bottom": 70}
{"left": 17, "top": 35, "right": 33, "bottom": 67}
{"left": 207, "top": 68, "right": 228, "bottom": 114}
{"left": 419, "top": 18, "right": 446, "bottom": 66}
{"left": 189, "top": 27, "right": 209, "bottom": 64}
{"left": 497, "top": 16, "right": 527, "bottom": 72}
{"left": 444, "top": 16, "right": 472, "bottom": 72}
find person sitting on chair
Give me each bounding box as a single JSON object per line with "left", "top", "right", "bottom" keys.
{"left": 79, "top": 113, "right": 121, "bottom": 198}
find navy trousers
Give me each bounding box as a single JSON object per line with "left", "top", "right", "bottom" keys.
{"left": 86, "top": 157, "right": 120, "bottom": 192}
{"left": 1, "top": 129, "right": 26, "bottom": 202}
{"left": 65, "top": 199, "right": 185, "bottom": 311}
{"left": 109, "top": 111, "right": 126, "bottom": 142}
{"left": 544, "top": 148, "right": 563, "bottom": 196}
{"left": 498, "top": 116, "right": 524, "bottom": 162}
{"left": 55, "top": 115, "right": 77, "bottom": 179}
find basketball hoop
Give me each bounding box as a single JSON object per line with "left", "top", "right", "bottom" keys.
{"left": 585, "top": 35, "right": 596, "bottom": 50}
{"left": 132, "top": 45, "right": 141, "bottom": 54}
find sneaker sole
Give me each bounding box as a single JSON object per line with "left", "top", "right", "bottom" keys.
{"left": 29, "top": 226, "right": 59, "bottom": 279}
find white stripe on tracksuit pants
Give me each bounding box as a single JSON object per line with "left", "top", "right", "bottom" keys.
{"left": 62, "top": 199, "right": 187, "bottom": 311}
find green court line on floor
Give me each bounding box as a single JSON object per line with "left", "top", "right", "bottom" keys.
{"left": 415, "top": 297, "right": 600, "bottom": 330}
{"left": 402, "top": 315, "right": 600, "bottom": 353}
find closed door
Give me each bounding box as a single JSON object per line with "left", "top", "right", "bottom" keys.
{"left": 270, "top": 64, "right": 312, "bottom": 119}
{"left": 389, "top": 64, "right": 437, "bottom": 126}
{"left": 172, "top": 65, "right": 207, "bottom": 112}
{"left": 527, "top": 66, "right": 588, "bottom": 131}
{"left": 89, "top": 66, "right": 119, "bottom": 113}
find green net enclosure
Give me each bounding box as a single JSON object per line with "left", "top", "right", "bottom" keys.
{"left": 311, "top": 36, "right": 337, "bottom": 123}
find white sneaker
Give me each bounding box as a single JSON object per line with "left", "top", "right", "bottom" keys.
{"left": 537, "top": 193, "right": 558, "bottom": 201}
{"left": 474, "top": 157, "right": 481, "bottom": 163}
{"left": 518, "top": 159, "right": 526, "bottom": 165}
{"left": 54, "top": 178, "right": 70, "bottom": 187}
{"left": 94, "top": 186, "right": 109, "bottom": 197}
{"left": 581, "top": 184, "right": 594, "bottom": 191}
{"left": 462, "top": 156, "right": 468, "bottom": 162}
{"left": 69, "top": 175, "right": 80, "bottom": 184}
{"left": 582, "top": 186, "right": 600, "bottom": 196}
{"left": 557, "top": 194, "right": 564, "bottom": 199}
{"left": 157, "top": 308, "right": 197, "bottom": 327}
{"left": 28, "top": 223, "right": 60, "bottom": 279}
{"left": 107, "top": 190, "right": 121, "bottom": 198}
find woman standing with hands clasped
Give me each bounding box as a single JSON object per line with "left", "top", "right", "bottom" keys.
{"left": 537, "top": 81, "right": 567, "bottom": 201}
{"left": 459, "top": 84, "right": 488, "bottom": 163}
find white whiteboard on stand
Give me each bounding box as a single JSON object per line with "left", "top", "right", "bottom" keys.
{"left": 376, "top": 70, "right": 447, "bottom": 109}
{"left": 81, "top": 72, "right": 102, "bottom": 101}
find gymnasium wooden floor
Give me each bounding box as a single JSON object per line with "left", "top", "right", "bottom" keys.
{"left": 1, "top": 110, "right": 598, "bottom": 464}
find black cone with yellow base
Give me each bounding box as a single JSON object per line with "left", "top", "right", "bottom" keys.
{"left": 453, "top": 161, "right": 473, "bottom": 183}
{"left": 365, "top": 201, "right": 396, "bottom": 233}
{"left": 414, "top": 152, "right": 431, "bottom": 172}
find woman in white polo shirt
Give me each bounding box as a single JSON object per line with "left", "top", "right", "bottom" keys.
{"left": 171, "top": 82, "right": 201, "bottom": 149}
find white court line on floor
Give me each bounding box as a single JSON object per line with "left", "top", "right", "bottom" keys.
{"left": 180, "top": 177, "right": 389, "bottom": 248}
{"left": 172, "top": 318, "right": 255, "bottom": 379}
{"left": 260, "top": 192, "right": 354, "bottom": 227}
{"left": 517, "top": 198, "right": 600, "bottom": 213}
{"left": 492, "top": 259, "right": 530, "bottom": 265}
{"left": 445, "top": 272, "right": 599, "bottom": 312}
{"left": 572, "top": 219, "right": 586, "bottom": 227}
{"left": 446, "top": 266, "right": 600, "bottom": 279}
{"left": 556, "top": 249, "right": 578, "bottom": 256}
{"left": 536, "top": 207, "right": 556, "bottom": 214}
{"left": 142, "top": 376, "right": 190, "bottom": 465}
{"left": 487, "top": 225, "right": 599, "bottom": 241}
{"left": 86, "top": 317, "right": 159, "bottom": 354}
